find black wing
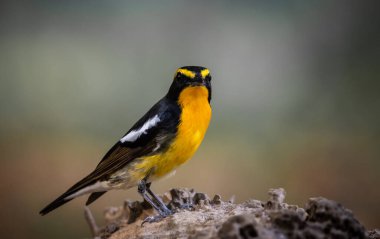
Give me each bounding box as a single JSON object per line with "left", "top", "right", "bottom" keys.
{"left": 97, "top": 96, "right": 180, "bottom": 166}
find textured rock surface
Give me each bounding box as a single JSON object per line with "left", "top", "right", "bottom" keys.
{"left": 91, "top": 188, "right": 377, "bottom": 239}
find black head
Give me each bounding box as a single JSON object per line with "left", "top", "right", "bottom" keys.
{"left": 167, "top": 66, "right": 212, "bottom": 102}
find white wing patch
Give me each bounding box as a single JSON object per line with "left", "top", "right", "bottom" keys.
{"left": 120, "top": 115, "right": 161, "bottom": 143}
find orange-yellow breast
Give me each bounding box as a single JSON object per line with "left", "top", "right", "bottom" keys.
{"left": 133, "top": 86, "right": 211, "bottom": 180}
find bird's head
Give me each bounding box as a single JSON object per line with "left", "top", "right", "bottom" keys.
{"left": 167, "top": 66, "right": 212, "bottom": 102}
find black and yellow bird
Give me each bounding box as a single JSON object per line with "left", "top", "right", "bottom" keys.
{"left": 40, "top": 66, "right": 212, "bottom": 222}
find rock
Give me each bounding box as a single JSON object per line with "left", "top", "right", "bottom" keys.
{"left": 367, "top": 229, "right": 380, "bottom": 239}
{"left": 305, "top": 197, "right": 366, "bottom": 239}
{"left": 89, "top": 188, "right": 376, "bottom": 239}
{"left": 265, "top": 188, "right": 286, "bottom": 210}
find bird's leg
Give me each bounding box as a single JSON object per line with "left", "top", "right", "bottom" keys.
{"left": 145, "top": 182, "right": 172, "bottom": 216}
{"left": 137, "top": 180, "right": 162, "bottom": 214}
{"left": 137, "top": 180, "right": 172, "bottom": 225}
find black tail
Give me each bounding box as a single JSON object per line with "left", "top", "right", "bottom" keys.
{"left": 40, "top": 174, "right": 100, "bottom": 216}
{"left": 39, "top": 192, "right": 74, "bottom": 215}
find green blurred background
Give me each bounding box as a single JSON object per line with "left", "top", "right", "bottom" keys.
{"left": 1, "top": 1, "right": 379, "bottom": 238}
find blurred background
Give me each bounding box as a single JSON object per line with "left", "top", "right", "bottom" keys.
{"left": 1, "top": 0, "right": 379, "bottom": 238}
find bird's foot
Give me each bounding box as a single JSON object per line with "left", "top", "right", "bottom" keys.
{"left": 160, "top": 205, "right": 173, "bottom": 215}
{"left": 141, "top": 214, "right": 164, "bottom": 225}
{"left": 141, "top": 208, "right": 173, "bottom": 226}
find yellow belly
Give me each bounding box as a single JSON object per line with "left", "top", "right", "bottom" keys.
{"left": 132, "top": 86, "right": 211, "bottom": 181}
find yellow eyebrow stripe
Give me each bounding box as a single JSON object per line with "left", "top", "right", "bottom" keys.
{"left": 200, "top": 69, "right": 210, "bottom": 79}
{"left": 177, "top": 69, "right": 196, "bottom": 79}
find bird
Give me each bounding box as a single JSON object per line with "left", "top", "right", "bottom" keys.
{"left": 39, "top": 66, "right": 212, "bottom": 223}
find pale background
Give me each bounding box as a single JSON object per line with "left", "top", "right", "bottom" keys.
{"left": 0, "top": 1, "right": 379, "bottom": 238}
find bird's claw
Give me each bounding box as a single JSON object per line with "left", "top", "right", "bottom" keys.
{"left": 141, "top": 208, "right": 173, "bottom": 226}
{"left": 141, "top": 215, "right": 164, "bottom": 225}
